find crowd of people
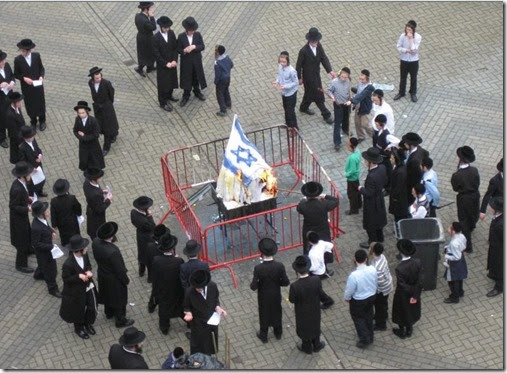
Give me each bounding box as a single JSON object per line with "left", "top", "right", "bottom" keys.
{"left": 1, "top": 1, "right": 504, "bottom": 369}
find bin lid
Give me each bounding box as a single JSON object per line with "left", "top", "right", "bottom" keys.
{"left": 396, "top": 218, "right": 446, "bottom": 243}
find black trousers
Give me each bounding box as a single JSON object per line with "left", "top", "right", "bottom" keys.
{"left": 29, "top": 114, "right": 46, "bottom": 126}
{"left": 367, "top": 229, "right": 384, "bottom": 243}
{"left": 347, "top": 180, "right": 362, "bottom": 213}
{"left": 301, "top": 336, "right": 322, "bottom": 354}
{"left": 282, "top": 92, "right": 298, "bottom": 128}
{"left": 105, "top": 304, "right": 127, "bottom": 324}
{"left": 457, "top": 197, "right": 479, "bottom": 252}
{"left": 448, "top": 280, "right": 464, "bottom": 300}
{"left": 373, "top": 293, "right": 389, "bottom": 328}
{"left": 14, "top": 244, "right": 29, "bottom": 268}
{"left": 310, "top": 273, "right": 334, "bottom": 305}
{"left": 158, "top": 86, "right": 174, "bottom": 107}
{"left": 74, "top": 289, "right": 97, "bottom": 331}
{"left": 138, "top": 63, "right": 154, "bottom": 70}
{"left": 349, "top": 295, "right": 375, "bottom": 344}
{"left": 216, "top": 78, "right": 231, "bottom": 113}
{"left": 259, "top": 319, "right": 283, "bottom": 339}
{"left": 34, "top": 253, "right": 58, "bottom": 293}
{"left": 429, "top": 204, "right": 437, "bottom": 217}
{"left": 494, "top": 279, "right": 503, "bottom": 291}
{"left": 382, "top": 158, "right": 393, "bottom": 193}
{"left": 398, "top": 60, "right": 419, "bottom": 95}
{"left": 103, "top": 135, "right": 115, "bottom": 152}
{"left": 300, "top": 86, "right": 331, "bottom": 119}
{"left": 183, "top": 69, "right": 201, "bottom": 98}
{"left": 0, "top": 118, "right": 6, "bottom": 142}
{"left": 158, "top": 302, "right": 183, "bottom": 331}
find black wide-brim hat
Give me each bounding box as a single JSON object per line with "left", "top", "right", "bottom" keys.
{"left": 153, "top": 224, "right": 168, "bottom": 240}
{"left": 119, "top": 327, "right": 146, "bottom": 346}
{"left": 74, "top": 100, "right": 91, "bottom": 112}
{"left": 138, "top": 1, "right": 154, "bottom": 9}
{"left": 258, "top": 237, "right": 278, "bottom": 256}
{"left": 0, "top": 50, "right": 7, "bottom": 61}
{"left": 88, "top": 66, "right": 102, "bottom": 77}
{"left": 401, "top": 132, "right": 423, "bottom": 146}
{"left": 53, "top": 178, "right": 70, "bottom": 196}
{"left": 362, "top": 147, "right": 383, "bottom": 164}
{"left": 66, "top": 234, "right": 90, "bottom": 252}
{"left": 301, "top": 181, "right": 323, "bottom": 198}
{"left": 397, "top": 239, "right": 416, "bottom": 257}
{"left": 8, "top": 91, "right": 24, "bottom": 103}
{"left": 489, "top": 196, "right": 503, "bottom": 213}
{"left": 31, "top": 201, "right": 49, "bottom": 216}
{"left": 12, "top": 161, "right": 33, "bottom": 177}
{"left": 159, "top": 232, "right": 178, "bottom": 251}
{"left": 20, "top": 125, "right": 36, "bottom": 139}
{"left": 182, "top": 16, "right": 199, "bottom": 31}
{"left": 133, "top": 196, "right": 153, "bottom": 210}
{"left": 96, "top": 221, "right": 118, "bottom": 240}
{"left": 157, "top": 16, "right": 173, "bottom": 28}
{"left": 17, "top": 38, "right": 36, "bottom": 50}
{"left": 305, "top": 27, "right": 322, "bottom": 42}
{"left": 292, "top": 255, "right": 311, "bottom": 274}
{"left": 456, "top": 146, "right": 476, "bottom": 163}
{"left": 183, "top": 239, "right": 202, "bottom": 256}
{"left": 189, "top": 269, "right": 211, "bottom": 288}
{"left": 84, "top": 168, "right": 104, "bottom": 180}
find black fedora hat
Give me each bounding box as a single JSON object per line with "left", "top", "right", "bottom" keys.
{"left": 258, "top": 237, "right": 278, "bottom": 256}
{"left": 157, "top": 16, "right": 173, "bottom": 28}
{"left": 84, "top": 168, "right": 104, "bottom": 180}
{"left": 489, "top": 196, "right": 503, "bottom": 213}
{"left": 292, "top": 255, "right": 311, "bottom": 274}
{"left": 8, "top": 91, "right": 24, "bottom": 103}
{"left": 31, "top": 201, "right": 49, "bottom": 217}
{"left": 153, "top": 224, "right": 168, "bottom": 240}
{"left": 133, "top": 196, "right": 153, "bottom": 210}
{"left": 66, "top": 234, "right": 90, "bottom": 252}
{"left": 183, "top": 239, "right": 202, "bottom": 256}
{"left": 74, "top": 100, "right": 91, "bottom": 112}
{"left": 456, "top": 146, "right": 476, "bottom": 163}
{"left": 189, "top": 269, "right": 211, "bottom": 288}
{"left": 119, "top": 327, "right": 146, "bottom": 346}
{"left": 159, "top": 232, "right": 178, "bottom": 251}
{"left": 17, "top": 38, "right": 36, "bottom": 50}
{"left": 96, "top": 221, "right": 118, "bottom": 240}
{"left": 20, "top": 125, "right": 36, "bottom": 139}
{"left": 53, "top": 178, "right": 70, "bottom": 196}
{"left": 182, "top": 16, "right": 199, "bottom": 31}
{"left": 401, "top": 132, "right": 423, "bottom": 146}
{"left": 397, "top": 239, "right": 416, "bottom": 257}
{"left": 88, "top": 66, "right": 102, "bottom": 77}
{"left": 301, "top": 181, "right": 323, "bottom": 198}
{"left": 362, "top": 147, "right": 383, "bottom": 164}
{"left": 12, "top": 161, "right": 33, "bottom": 177}
{"left": 305, "top": 27, "right": 322, "bottom": 42}
{"left": 138, "top": 1, "right": 154, "bottom": 9}
{"left": 0, "top": 50, "right": 7, "bottom": 61}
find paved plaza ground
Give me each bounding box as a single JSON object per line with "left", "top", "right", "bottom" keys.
{"left": 0, "top": 1, "right": 503, "bottom": 370}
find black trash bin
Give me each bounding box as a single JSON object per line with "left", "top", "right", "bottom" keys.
{"left": 395, "top": 218, "right": 445, "bottom": 290}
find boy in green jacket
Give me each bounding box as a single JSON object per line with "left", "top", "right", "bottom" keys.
{"left": 345, "top": 137, "right": 362, "bottom": 215}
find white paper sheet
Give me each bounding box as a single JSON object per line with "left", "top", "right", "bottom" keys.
{"left": 77, "top": 215, "right": 85, "bottom": 225}
{"left": 31, "top": 166, "right": 46, "bottom": 185}
{"left": 207, "top": 311, "right": 221, "bottom": 326}
{"left": 51, "top": 244, "right": 64, "bottom": 259}
{"left": 32, "top": 80, "right": 43, "bottom": 87}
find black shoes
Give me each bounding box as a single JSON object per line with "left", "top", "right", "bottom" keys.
{"left": 148, "top": 302, "right": 156, "bottom": 314}
{"left": 256, "top": 332, "right": 267, "bottom": 343}
{"left": 487, "top": 288, "right": 502, "bottom": 297}
{"left": 0, "top": 139, "right": 8, "bottom": 148}
{"left": 16, "top": 266, "right": 34, "bottom": 273}
{"left": 195, "top": 92, "right": 206, "bottom": 101}
{"left": 216, "top": 111, "right": 227, "bottom": 117}
{"left": 444, "top": 297, "right": 459, "bottom": 304}
{"left": 180, "top": 97, "right": 189, "bottom": 107}
{"left": 84, "top": 324, "right": 96, "bottom": 335}
{"left": 275, "top": 333, "right": 282, "bottom": 340}
{"left": 49, "top": 290, "right": 63, "bottom": 298}
{"left": 359, "top": 241, "right": 370, "bottom": 249}
{"left": 313, "top": 341, "right": 325, "bottom": 353}
{"left": 464, "top": 248, "right": 473, "bottom": 253}
{"left": 139, "top": 265, "right": 145, "bottom": 277}
{"left": 39, "top": 122, "right": 47, "bottom": 131}
{"left": 134, "top": 67, "right": 146, "bottom": 77}
{"left": 300, "top": 108, "right": 315, "bottom": 115}
{"left": 146, "top": 66, "right": 156, "bottom": 73}
{"left": 161, "top": 103, "right": 173, "bottom": 112}
{"left": 75, "top": 329, "right": 89, "bottom": 339}
{"left": 160, "top": 327, "right": 169, "bottom": 335}
{"left": 411, "top": 94, "right": 418, "bottom": 103}
{"left": 115, "top": 319, "right": 135, "bottom": 328}
{"left": 334, "top": 145, "right": 341, "bottom": 152}
{"left": 393, "top": 327, "right": 406, "bottom": 339}
{"left": 393, "top": 93, "right": 405, "bottom": 101}
{"left": 325, "top": 117, "right": 334, "bottom": 125}
{"left": 373, "top": 324, "right": 387, "bottom": 331}
{"left": 345, "top": 210, "right": 359, "bottom": 215}
{"left": 356, "top": 341, "right": 370, "bottom": 349}
{"left": 296, "top": 344, "right": 312, "bottom": 355}
{"left": 320, "top": 299, "right": 334, "bottom": 310}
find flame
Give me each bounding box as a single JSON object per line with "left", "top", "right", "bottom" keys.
{"left": 260, "top": 169, "right": 278, "bottom": 196}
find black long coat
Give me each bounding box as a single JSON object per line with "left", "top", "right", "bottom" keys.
{"left": 297, "top": 195, "right": 339, "bottom": 241}
{"left": 9, "top": 179, "right": 33, "bottom": 249}
{"left": 5, "top": 106, "right": 25, "bottom": 164}
{"left": 50, "top": 194, "right": 82, "bottom": 246}
{"left": 31, "top": 218, "right": 57, "bottom": 281}
{"left": 406, "top": 146, "right": 429, "bottom": 196}
{"left": 480, "top": 172, "right": 503, "bottom": 213}
{"left": 13, "top": 53, "right": 46, "bottom": 117}
{"left": 177, "top": 32, "right": 207, "bottom": 91}
{"left": 295, "top": 43, "right": 332, "bottom": 103}
{"left": 250, "top": 260, "right": 290, "bottom": 330}
{"left": 60, "top": 253, "right": 98, "bottom": 324}
{"left": 83, "top": 180, "right": 111, "bottom": 239}
{"left": 73, "top": 115, "right": 105, "bottom": 171}
{"left": 152, "top": 254, "right": 185, "bottom": 317}
{"left": 289, "top": 276, "right": 324, "bottom": 340}
{"left": 451, "top": 166, "right": 480, "bottom": 225}
{"left": 360, "top": 165, "right": 388, "bottom": 230}
{"left": 18, "top": 139, "right": 43, "bottom": 168}
{"left": 88, "top": 78, "right": 119, "bottom": 137}
{"left": 389, "top": 164, "right": 409, "bottom": 218}
{"left": 153, "top": 31, "right": 179, "bottom": 91}
{"left": 130, "top": 209, "right": 155, "bottom": 264}
{"left": 0, "top": 62, "right": 15, "bottom": 125}
{"left": 184, "top": 281, "right": 220, "bottom": 355}
{"left": 487, "top": 214, "right": 503, "bottom": 280}
{"left": 135, "top": 12, "right": 156, "bottom": 67}
{"left": 92, "top": 238, "right": 129, "bottom": 307}
{"left": 109, "top": 344, "right": 149, "bottom": 369}
{"left": 392, "top": 258, "right": 423, "bottom": 327}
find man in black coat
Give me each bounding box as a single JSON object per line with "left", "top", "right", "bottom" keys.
{"left": 134, "top": 2, "right": 156, "bottom": 77}
{"left": 152, "top": 233, "right": 184, "bottom": 334}
{"left": 18, "top": 125, "right": 46, "bottom": 196}
{"left": 297, "top": 181, "right": 339, "bottom": 254}
{"left": 13, "top": 39, "right": 46, "bottom": 131}
{"left": 153, "top": 16, "right": 179, "bottom": 112}
{"left": 5, "top": 91, "right": 26, "bottom": 164}
{"left": 480, "top": 158, "right": 503, "bottom": 221}
{"left": 296, "top": 27, "right": 335, "bottom": 124}
{"left": 73, "top": 101, "right": 105, "bottom": 172}
{"left": 289, "top": 255, "right": 326, "bottom": 354}
{"left": 183, "top": 269, "right": 227, "bottom": 355}
{"left": 88, "top": 67, "right": 119, "bottom": 156}
{"left": 177, "top": 17, "right": 207, "bottom": 107}
{"left": 31, "top": 201, "right": 61, "bottom": 297}
{"left": 146, "top": 223, "right": 167, "bottom": 286}
{"left": 92, "top": 221, "right": 134, "bottom": 327}
{"left": 83, "top": 168, "right": 112, "bottom": 240}
{"left": 250, "top": 238, "right": 290, "bottom": 343}
{"left": 60, "top": 234, "right": 98, "bottom": 339}
{"left": 0, "top": 49, "right": 16, "bottom": 148}
{"left": 180, "top": 240, "right": 210, "bottom": 289}
{"left": 372, "top": 114, "right": 392, "bottom": 193}
{"left": 50, "top": 179, "right": 82, "bottom": 246}
{"left": 109, "top": 327, "right": 149, "bottom": 369}
{"left": 359, "top": 148, "right": 388, "bottom": 248}
{"left": 401, "top": 132, "right": 429, "bottom": 204}
{"left": 451, "top": 146, "right": 480, "bottom": 253}
{"left": 9, "top": 161, "right": 35, "bottom": 273}
{"left": 130, "top": 196, "right": 155, "bottom": 278}
{"left": 389, "top": 148, "right": 409, "bottom": 222}
{"left": 486, "top": 197, "right": 503, "bottom": 297}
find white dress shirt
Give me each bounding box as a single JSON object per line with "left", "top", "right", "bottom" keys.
{"left": 161, "top": 31, "right": 168, "bottom": 43}
{"left": 187, "top": 34, "right": 193, "bottom": 46}
{"left": 94, "top": 82, "right": 100, "bottom": 92}
{"left": 371, "top": 101, "right": 395, "bottom": 134}
{"left": 397, "top": 32, "right": 421, "bottom": 62}
{"left": 309, "top": 45, "right": 317, "bottom": 56}
{"left": 308, "top": 240, "right": 334, "bottom": 275}
{"left": 24, "top": 53, "right": 32, "bottom": 66}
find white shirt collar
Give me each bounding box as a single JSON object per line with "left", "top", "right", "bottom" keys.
{"left": 82, "top": 117, "right": 88, "bottom": 126}
{"left": 309, "top": 44, "right": 317, "bottom": 56}
{"left": 37, "top": 217, "right": 48, "bottom": 226}
{"left": 459, "top": 163, "right": 470, "bottom": 169}
{"left": 299, "top": 274, "right": 309, "bottom": 278}
{"left": 123, "top": 346, "right": 140, "bottom": 355}
{"left": 401, "top": 256, "right": 411, "bottom": 261}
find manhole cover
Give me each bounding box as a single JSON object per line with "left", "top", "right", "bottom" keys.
{"left": 123, "top": 59, "right": 136, "bottom": 66}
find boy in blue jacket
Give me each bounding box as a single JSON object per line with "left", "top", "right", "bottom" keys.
{"left": 214, "top": 45, "right": 233, "bottom": 116}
